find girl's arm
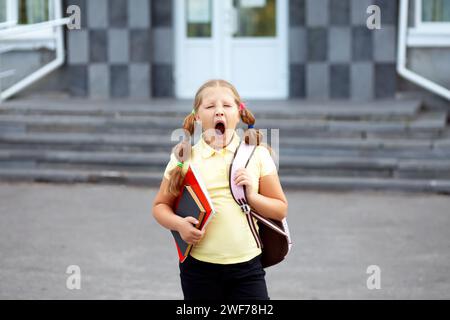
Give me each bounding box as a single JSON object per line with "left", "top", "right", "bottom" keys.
{"left": 234, "top": 169, "right": 288, "bottom": 221}
{"left": 152, "top": 178, "right": 205, "bottom": 244}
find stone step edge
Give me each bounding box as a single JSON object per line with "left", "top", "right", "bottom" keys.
{"left": 0, "top": 112, "right": 445, "bottom": 127}
{"left": 2, "top": 150, "right": 450, "bottom": 170}
{"left": 0, "top": 168, "right": 449, "bottom": 193}
{"left": 1, "top": 132, "right": 450, "bottom": 148}
{"left": 0, "top": 99, "right": 422, "bottom": 116}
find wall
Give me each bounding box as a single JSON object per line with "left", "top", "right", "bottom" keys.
{"left": 8, "top": 0, "right": 405, "bottom": 100}
{"left": 289, "top": 0, "right": 399, "bottom": 100}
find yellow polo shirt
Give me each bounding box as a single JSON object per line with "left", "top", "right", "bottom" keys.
{"left": 163, "top": 131, "right": 277, "bottom": 264}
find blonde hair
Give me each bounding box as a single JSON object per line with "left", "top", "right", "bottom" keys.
{"left": 165, "top": 79, "right": 271, "bottom": 197}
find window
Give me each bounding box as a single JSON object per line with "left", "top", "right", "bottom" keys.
{"left": 233, "top": 0, "right": 276, "bottom": 38}
{"left": 0, "top": 0, "right": 58, "bottom": 50}
{"left": 186, "top": 0, "right": 212, "bottom": 38}
{"left": 415, "top": 0, "right": 450, "bottom": 29}
{"left": 0, "top": 0, "right": 6, "bottom": 23}
{"left": 18, "top": 0, "right": 50, "bottom": 24}
{"left": 408, "top": 0, "right": 450, "bottom": 47}
{"left": 422, "top": 0, "right": 450, "bottom": 22}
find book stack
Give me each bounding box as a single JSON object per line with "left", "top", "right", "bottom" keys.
{"left": 171, "top": 164, "right": 215, "bottom": 262}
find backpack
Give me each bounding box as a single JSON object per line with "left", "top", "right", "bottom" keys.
{"left": 229, "top": 142, "right": 292, "bottom": 268}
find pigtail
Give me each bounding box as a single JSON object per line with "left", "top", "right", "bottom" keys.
{"left": 239, "top": 103, "right": 275, "bottom": 158}
{"left": 183, "top": 112, "right": 196, "bottom": 136}
{"left": 165, "top": 112, "right": 196, "bottom": 197}
{"left": 239, "top": 106, "right": 260, "bottom": 146}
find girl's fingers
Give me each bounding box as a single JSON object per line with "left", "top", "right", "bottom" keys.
{"left": 236, "top": 177, "right": 250, "bottom": 186}
{"left": 234, "top": 169, "right": 248, "bottom": 179}
{"left": 234, "top": 174, "right": 249, "bottom": 184}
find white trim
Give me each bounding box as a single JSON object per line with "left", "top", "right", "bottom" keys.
{"left": 0, "top": 20, "right": 17, "bottom": 29}
{"left": 398, "top": 0, "right": 450, "bottom": 101}
{"left": 279, "top": 0, "right": 289, "bottom": 98}
{"left": 407, "top": 28, "right": 450, "bottom": 47}
{"left": 414, "top": 0, "right": 422, "bottom": 27}
{"left": 6, "top": 0, "right": 18, "bottom": 23}
{"left": 0, "top": 0, "right": 18, "bottom": 29}
{"left": 174, "top": 0, "right": 182, "bottom": 98}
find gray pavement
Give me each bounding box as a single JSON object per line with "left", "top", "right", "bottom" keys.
{"left": 0, "top": 182, "right": 449, "bottom": 299}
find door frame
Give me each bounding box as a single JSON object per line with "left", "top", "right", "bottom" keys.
{"left": 174, "top": 0, "right": 289, "bottom": 99}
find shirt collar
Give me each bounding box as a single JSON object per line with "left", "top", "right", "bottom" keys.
{"left": 200, "top": 131, "right": 241, "bottom": 158}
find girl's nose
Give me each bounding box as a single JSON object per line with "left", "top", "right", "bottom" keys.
{"left": 215, "top": 110, "right": 224, "bottom": 116}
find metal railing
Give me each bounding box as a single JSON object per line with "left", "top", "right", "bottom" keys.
{"left": 0, "top": 0, "right": 69, "bottom": 102}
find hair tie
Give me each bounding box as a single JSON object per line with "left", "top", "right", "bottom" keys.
{"left": 248, "top": 124, "right": 254, "bottom": 129}
{"left": 191, "top": 109, "right": 195, "bottom": 115}
{"left": 239, "top": 102, "right": 246, "bottom": 111}
{"left": 177, "top": 161, "right": 184, "bottom": 168}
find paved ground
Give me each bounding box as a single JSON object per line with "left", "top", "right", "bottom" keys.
{"left": 0, "top": 182, "right": 449, "bottom": 300}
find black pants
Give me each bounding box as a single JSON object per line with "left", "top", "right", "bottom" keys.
{"left": 179, "top": 254, "right": 270, "bottom": 300}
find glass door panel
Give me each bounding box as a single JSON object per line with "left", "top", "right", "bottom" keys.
{"left": 422, "top": 0, "right": 450, "bottom": 22}
{"left": 232, "top": 0, "right": 276, "bottom": 37}
{"left": 186, "top": 0, "right": 212, "bottom": 37}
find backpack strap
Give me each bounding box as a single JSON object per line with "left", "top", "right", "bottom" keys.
{"left": 229, "top": 142, "right": 261, "bottom": 248}
{"left": 229, "top": 142, "right": 291, "bottom": 245}
{"left": 229, "top": 142, "right": 257, "bottom": 208}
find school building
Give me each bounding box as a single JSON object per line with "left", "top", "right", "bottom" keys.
{"left": 1, "top": 0, "right": 450, "bottom": 192}
{"left": 1, "top": 0, "right": 449, "bottom": 102}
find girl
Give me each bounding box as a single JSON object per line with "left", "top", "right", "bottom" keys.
{"left": 152, "top": 79, "right": 288, "bottom": 300}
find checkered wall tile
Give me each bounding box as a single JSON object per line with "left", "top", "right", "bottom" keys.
{"left": 65, "top": 0, "right": 153, "bottom": 98}
{"left": 64, "top": 0, "right": 398, "bottom": 100}
{"left": 289, "top": 0, "right": 399, "bottom": 100}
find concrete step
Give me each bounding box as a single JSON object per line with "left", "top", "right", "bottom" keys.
{"left": 0, "top": 131, "right": 447, "bottom": 149}
{"left": 0, "top": 111, "right": 445, "bottom": 132}
{"left": 0, "top": 149, "right": 168, "bottom": 166}
{"left": 2, "top": 98, "right": 449, "bottom": 192}
{"left": 1, "top": 167, "right": 449, "bottom": 193}
{"left": 0, "top": 168, "right": 163, "bottom": 185}
{"left": 0, "top": 98, "right": 423, "bottom": 120}
{"left": 280, "top": 176, "right": 450, "bottom": 193}
{"left": 2, "top": 124, "right": 444, "bottom": 140}
{"left": 281, "top": 148, "right": 450, "bottom": 160}
{"left": 0, "top": 132, "right": 174, "bottom": 149}
{"left": 1, "top": 132, "right": 450, "bottom": 157}
{"left": 2, "top": 149, "right": 450, "bottom": 179}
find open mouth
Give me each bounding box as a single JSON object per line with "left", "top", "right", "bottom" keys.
{"left": 214, "top": 121, "right": 226, "bottom": 135}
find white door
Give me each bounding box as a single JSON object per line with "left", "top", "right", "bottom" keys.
{"left": 175, "top": 0, "right": 288, "bottom": 99}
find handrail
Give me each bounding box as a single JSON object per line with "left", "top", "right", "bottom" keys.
{"left": 0, "top": 0, "right": 69, "bottom": 102}
{"left": 0, "top": 17, "right": 70, "bottom": 38}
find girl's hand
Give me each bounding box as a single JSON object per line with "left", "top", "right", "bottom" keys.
{"left": 233, "top": 168, "right": 257, "bottom": 200}
{"left": 177, "top": 216, "right": 205, "bottom": 245}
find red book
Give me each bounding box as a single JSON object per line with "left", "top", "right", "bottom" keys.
{"left": 171, "top": 164, "right": 215, "bottom": 263}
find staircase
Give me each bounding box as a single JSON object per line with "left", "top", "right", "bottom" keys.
{"left": 0, "top": 98, "right": 449, "bottom": 193}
